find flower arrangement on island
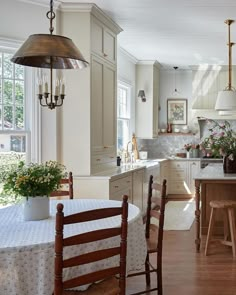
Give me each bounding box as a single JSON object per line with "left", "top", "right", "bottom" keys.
{"left": 3, "top": 160, "right": 66, "bottom": 198}
{"left": 199, "top": 118, "right": 236, "bottom": 160}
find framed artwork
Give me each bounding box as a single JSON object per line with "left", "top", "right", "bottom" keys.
{"left": 167, "top": 99, "right": 187, "bottom": 125}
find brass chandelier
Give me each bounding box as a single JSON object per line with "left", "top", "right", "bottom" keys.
{"left": 11, "top": 0, "right": 89, "bottom": 110}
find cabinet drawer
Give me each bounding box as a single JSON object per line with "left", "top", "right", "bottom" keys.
{"left": 92, "top": 153, "right": 116, "bottom": 166}
{"left": 110, "top": 175, "right": 132, "bottom": 193}
{"left": 169, "top": 181, "right": 189, "bottom": 194}
{"left": 169, "top": 161, "right": 186, "bottom": 170}
{"left": 170, "top": 170, "right": 186, "bottom": 180}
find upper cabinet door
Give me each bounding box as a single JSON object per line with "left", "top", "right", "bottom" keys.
{"left": 103, "top": 63, "right": 116, "bottom": 151}
{"left": 103, "top": 28, "right": 116, "bottom": 64}
{"left": 91, "top": 18, "right": 116, "bottom": 64}
{"left": 91, "top": 19, "right": 103, "bottom": 57}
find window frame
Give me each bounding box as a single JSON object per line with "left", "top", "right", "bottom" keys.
{"left": 117, "top": 81, "right": 132, "bottom": 151}
{"left": 0, "top": 37, "right": 41, "bottom": 163}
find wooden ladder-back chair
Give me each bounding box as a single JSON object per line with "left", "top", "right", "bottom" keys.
{"left": 50, "top": 172, "right": 73, "bottom": 199}
{"left": 128, "top": 175, "right": 167, "bottom": 295}
{"left": 53, "top": 195, "right": 129, "bottom": 295}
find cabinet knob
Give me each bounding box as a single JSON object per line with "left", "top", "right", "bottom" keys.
{"left": 104, "top": 146, "right": 109, "bottom": 148}
{"left": 110, "top": 156, "right": 114, "bottom": 159}
{"left": 103, "top": 53, "right": 108, "bottom": 57}
{"left": 114, "top": 185, "right": 119, "bottom": 188}
{"left": 127, "top": 180, "right": 130, "bottom": 183}
{"left": 192, "top": 162, "right": 196, "bottom": 165}
{"left": 96, "top": 159, "right": 101, "bottom": 161}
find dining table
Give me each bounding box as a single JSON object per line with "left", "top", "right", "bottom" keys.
{"left": 0, "top": 199, "right": 147, "bottom": 295}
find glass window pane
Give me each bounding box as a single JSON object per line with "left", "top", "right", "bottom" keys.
{"left": 3, "top": 79, "right": 13, "bottom": 104}
{"left": 0, "top": 106, "right": 2, "bottom": 129}
{"left": 15, "top": 80, "right": 24, "bottom": 105}
{"left": 3, "top": 105, "right": 13, "bottom": 130}
{"left": 15, "top": 106, "right": 24, "bottom": 130}
{"left": 15, "top": 64, "right": 24, "bottom": 80}
{"left": 3, "top": 53, "right": 13, "bottom": 78}
{"left": 0, "top": 79, "right": 2, "bottom": 103}
{"left": 117, "top": 119, "right": 129, "bottom": 151}
{"left": 0, "top": 53, "right": 2, "bottom": 77}
{"left": 10, "top": 135, "right": 26, "bottom": 152}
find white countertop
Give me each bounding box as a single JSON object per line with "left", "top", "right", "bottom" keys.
{"left": 74, "top": 157, "right": 200, "bottom": 180}
{"left": 194, "top": 164, "right": 236, "bottom": 180}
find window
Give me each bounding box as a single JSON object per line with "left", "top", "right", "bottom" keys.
{"left": 117, "top": 82, "right": 131, "bottom": 151}
{"left": 0, "top": 40, "right": 40, "bottom": 205}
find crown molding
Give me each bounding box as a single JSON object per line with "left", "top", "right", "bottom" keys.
{"left": 118, "top": 46, "right": 138, "bottom": 64}
{"left": 137, "top": 60, "right": 162, "bottom": 69}
{"left": 0, "top": 37, "right": 23, "bottom": 49}
{"left": 59, "top": 3, "right": 123, "bottom": 35}
{"left": 16, "top": 0, "right": 60, "bottom": 9}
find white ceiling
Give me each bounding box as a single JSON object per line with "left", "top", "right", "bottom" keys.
{"left": 30, "top": 0, "right": 236, "bottom": 68}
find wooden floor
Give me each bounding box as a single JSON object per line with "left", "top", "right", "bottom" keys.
{"left": 126, "top": 221, "right": 236, "bottom": 295}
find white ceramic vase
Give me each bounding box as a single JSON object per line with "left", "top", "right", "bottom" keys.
{"left": 186, "top": 151, "right": 190, "bottom": 159}
{"left": 23, "top": 196, "right": 49, "bottom": 221}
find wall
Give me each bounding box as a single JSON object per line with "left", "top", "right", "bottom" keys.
{"left": 159, "top": 69, "right": 197, "bottom": 131}
{"left": 117, "top": 47, "right": 137, "bottom": 137}
{"left": 0, "top": 0, "right": 57, "bottom": 162}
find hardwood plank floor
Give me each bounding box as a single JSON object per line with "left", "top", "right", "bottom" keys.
{"left": 126, "top": 222, "right": 236, "bottom": 295}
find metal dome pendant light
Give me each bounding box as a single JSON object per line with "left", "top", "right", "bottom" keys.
{"left": 11, "top": 0, "right": 89, "bottom": 110}
{"left": 215, "top": 19, "right": 236, "bottom": 114}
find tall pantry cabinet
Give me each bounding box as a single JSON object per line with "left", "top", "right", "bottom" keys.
{"left": 59, "top": 4, "right": 122, "bottom": 176}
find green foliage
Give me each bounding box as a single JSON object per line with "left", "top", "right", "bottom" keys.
{"left": 2, "top": 161, "right": 66, "bottom": 197}
{"left": 200, "top": 119, "right": 236, "bottom": 158}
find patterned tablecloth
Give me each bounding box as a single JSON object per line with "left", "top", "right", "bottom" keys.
{"left": 0, "top": 199, "right": 147, "bottom": 295}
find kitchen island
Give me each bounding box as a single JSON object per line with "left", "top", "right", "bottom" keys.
{"left": 194, "top": 164, "right": 236, "bottom": 252}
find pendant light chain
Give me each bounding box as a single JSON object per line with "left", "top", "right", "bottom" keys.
{"left": 47, "top": 0, "right": 55, "bottom": 35}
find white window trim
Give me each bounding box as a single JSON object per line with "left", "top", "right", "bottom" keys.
{"left": 0, "top": 37, "right": 41, "bottom": 163}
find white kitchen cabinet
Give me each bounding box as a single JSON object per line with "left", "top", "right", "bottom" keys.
{"left": 168, "top": 160, "right": 200, "bottom": 196}
{"left": 160, "top": 161, "right": 169, "bottom": 194}
{"left": 132, "top": 169, "right": 144, "bottom": 211}
{"left": 188, "top": 160, "right": 200, "bottom": 194}
{"left": 60, "top": 4, "right": 122, "bottom": 176}
{"left": 91, "top": 56, "right": 116, "bottom": 156}
{"left": 110, "top": 174, "right": 132, "bottom": 202}
{"left": 92, "top": 17, "right": 116, "bottom": 64}
{"left": 169, "top": 161, "right": 188, "bottom": 194}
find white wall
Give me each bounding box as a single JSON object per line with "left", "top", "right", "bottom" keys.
{"left": 117, "top": 47, "right": 136, "bottom": 137}
{"left": 0, "top": 0, "right": 57, "bottom": 162}
{"left": 159, "top": 69, "right": 196, "bottom": 130}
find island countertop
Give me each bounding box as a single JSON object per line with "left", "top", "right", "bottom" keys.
{"left": 194, "top": 164, "right": 236, "bottom": 180}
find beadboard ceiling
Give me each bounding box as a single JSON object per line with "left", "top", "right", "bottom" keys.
{"left": 21, "top": 0, "right": 236, "bottom": 68}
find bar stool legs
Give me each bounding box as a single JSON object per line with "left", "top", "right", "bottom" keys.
{"left": 205, "top": 202, "right": 236, "bottom": 258}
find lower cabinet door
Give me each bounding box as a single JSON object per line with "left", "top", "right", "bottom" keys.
{"left": 132, "top": 170, "right": 144, "bottom": 211}
{"left": 110, "top": 186, "right": 132, "bottom": 202}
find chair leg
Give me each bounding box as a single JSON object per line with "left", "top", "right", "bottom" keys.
{"left": 157, "top": 267, "right": 162, "bottom": 295}
{"left": 205, "top": 207, "right": 215, "bottom": 256}
{"left": 223, "top": 208, "right": 230, "bottom": 241}
{"left": 145, "top": 254, "right": 150, "bottom": 286}
{"left": 228, "top": 208, "right": 236, "bottom": 258}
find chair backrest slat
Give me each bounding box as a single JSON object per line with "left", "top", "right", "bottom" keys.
{"left": 64, "top": 267, "right": 120, "bottom": 289}
{"left": 50, "top": 171, "right": 73, "bottom": 199}
{"left": 64, "top": 227, "right": 121, "bottom": 246}
{"left": 63, "top": 247, "right": 121, "bottom": 268}
{"left": 54, "top": 195, "right": 128, "bottom": 295}
{"left": 64, "top": 207, "right": 122, "bottom": 224}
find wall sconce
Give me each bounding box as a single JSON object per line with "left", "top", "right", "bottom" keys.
{"left": 138, "top": 90, "right": 146, "bottom": 102}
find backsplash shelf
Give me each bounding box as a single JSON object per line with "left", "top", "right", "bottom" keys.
{"left": 158, "top": 132, "right": 195, "bottom": 136}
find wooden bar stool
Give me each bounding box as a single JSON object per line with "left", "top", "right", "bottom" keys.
{"left": 205, "top": 200, "right": 236, "bottom": 257}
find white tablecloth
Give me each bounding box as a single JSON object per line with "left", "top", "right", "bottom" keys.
{"left": 0, "top": 199, "right": 147, "bottom": 295}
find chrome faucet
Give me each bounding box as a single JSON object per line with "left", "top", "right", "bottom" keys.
{"left": 125, "top": 141, "right": 134, "bottom": 163}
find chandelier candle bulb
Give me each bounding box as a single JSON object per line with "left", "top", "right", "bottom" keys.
{"left": 38, "top": 83, "right": 43, "bottom": 95}
{"left": 44, "top": 82, "right": 48, "bottom": 93}
{"left": 61, "top": 82, "right": 65, "bottom": 95}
